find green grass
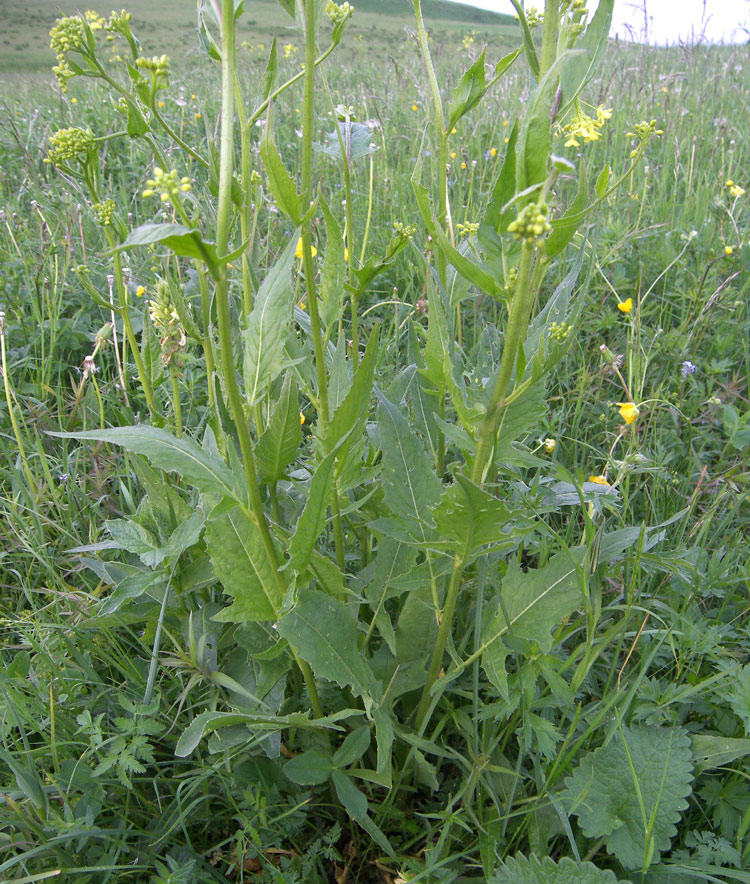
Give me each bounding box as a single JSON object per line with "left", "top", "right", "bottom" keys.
{"left": 0, "top": 6, "right": 749, "bottom": 883}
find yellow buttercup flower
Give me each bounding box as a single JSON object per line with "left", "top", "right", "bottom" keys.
{"left": 135, "top": 285, "right": 146, "bottom": 297}
{"left": 299, "top": 411, "right": 306, "bottom": 425}
{"left": 617, "top": 402, "right": 639, "bottom": 425}
{"left": 295, "top": 237, "right": 317, "bottom": 260}
{"left": 543, "top": 438, "right": 556, "bottom": 453}
{"left": 724, "top": 246, "right": 733, "bottom": 256}
{"left": 589, "top": 475, "right": 610, "bottom": 486}
{"left": 617, "top": 297, "right": 633, "bottom": 314}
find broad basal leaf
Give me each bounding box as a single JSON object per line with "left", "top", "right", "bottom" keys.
{"left": 481, "top": 549, "right": 584, "bottom": 697}
{"left": 492, "top": 854, "right": 630, "bottom": 884}
{"left": 277, "top": 589, "right": 375, "bottom": 697}
{"left": 242, "top": 232, "right": 299, "bottom": 405}
{"left": 205, "top": 506, "right": 283, "bottom": 622}
{"left": 563, "top": 725, "right": 694, "bottom": 870}
{"left": 50, "top": 427, "right": 238, "bottom": 502}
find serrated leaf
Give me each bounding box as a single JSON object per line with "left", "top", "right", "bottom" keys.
{"left": 277, "top": 589, "right": 375, "bottom": 696}
{"left": 50, "top": 427, "right": 239, "bottom": 501}
{"left": 376, "top": 390, "right": 442, "bottom": 528}
{"left": 260, "top": 105, "right": 302, "bottom": 222}
{"left": 447, "top": 49, "right": 488, "bottom": 132}
{"left": 205, "top": 506, "right": 283, "bottom": 622}
{"left": 286, "top": 448, "right": 337, "bottom": 574}
{"left": 431, "top": 475, "right": 513, "bottom": 554}
{"left": 482, "top": 549, "right": 583, "bottom": 697}
{"left": 284, "top": 750, "right": 333, "bottom": 785}
{"left": 242, "top": 233, "right": 299, "bottom": 405}
{"left": 260, "top": 38, "right": 278, "bottom": 99}
{"left": 492, "top": 854, "right": 629, "bottom": 884}
{"left": 255, "top": 374, "right": 302, "bottom": 483}
{"left": 563, "top": 725, "right": 694, "bottom": 870}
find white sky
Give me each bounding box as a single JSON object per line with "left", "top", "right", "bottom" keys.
{"left": 446, "top": 0, "right": 750, "bottom": 44}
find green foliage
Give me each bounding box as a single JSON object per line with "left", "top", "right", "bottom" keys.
{"left": 563, "top": 726, "right": 695, "bottom": 870}
{"left": 492, "top": 854, "right": 630, "bottom": 884}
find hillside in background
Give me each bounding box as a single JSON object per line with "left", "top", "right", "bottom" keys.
{"left": 0, "top": 0, "right": 516, "bottom": 75}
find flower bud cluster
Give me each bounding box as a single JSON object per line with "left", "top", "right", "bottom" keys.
{"left": 549, "top": 321, "right": 572, "bottom": 343}
{"left": 457, "top": 221, "right": 479, "bottom": 239}
{"left": 50, "top": 16, "right": 85, "bottom": 59}
{"left": 84, "top": 10, "right": 106, "bottom": 30}
{"left": 392, "top": 221, "right": 416, "bottom": 241}
{"left": 508, "top": 201, "right": 551, "bottom": 243}
{"left": 135, "top": 54, "right": 170, "bottom": 77}
{"left": 45, "top": 127, "right": 95, "bottom": 166}
{"left": 326, "top": 1, "right": 354, "bottom": 26}
{"left": 92, "top": 199, "right": 116, "bottom": 226}
{"left": 142, "top": 167, "right": 191, "bottom": 204}
{"left": 626, "top": 119, "right": 663, "bottom": 157}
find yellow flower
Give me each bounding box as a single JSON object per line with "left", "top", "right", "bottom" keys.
{"left": 489, "top": 147, "right": 497, "bottom": 157}
{"left": 617, "top": 297, "right": 633, "bottom": 314}
{"left": 460, "top": 162, "right": 467, "bottom": 169}
{"left": 135, "top": 285, "right": 146, "bottom": 297}
{"left": 299, "top": 411, "right": 306, "bottom": 425}
{"left": 617, "top": 402, "right": 639, "bottom": 425}
{"left": 450, "top": 151, "right": 457, "bottom": 159}
{"left": 70, "top": 97, "right": 77, "bottom": 103}
{"left": 502, "top": 119, "right": 509, "bottom": 127}
{"left": 195, "top": 113, "right": 201, "bottom": 120}
{"left": 543, "top": 438, "right": 556, "bottom": 453}
{"left": 451, "top": 127, "right": 457, "bottom": 134}
{"left": 344, "top": 247, "right": 349, "bottom": 262}
{"left": 730, "top": 184, "right": 745, "bottom": 198}
{"left": 724, "top": 246, "right": 733, "bottom": 256}
{"left": 412, "top": 103, "right": 418, "bottom": 112}
{"left": 589, "top": 475, "right": 610, "bottom": 486}
{"left": 295, "top": 237, "right": 317, "bottom": 260}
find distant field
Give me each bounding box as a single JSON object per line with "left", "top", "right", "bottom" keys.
{"left": 0, "top": 0, "right": 516, "bottom": 75}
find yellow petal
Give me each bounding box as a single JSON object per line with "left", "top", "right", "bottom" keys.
{"left": 617, "top": 297, "right": 633, "bottom": 314}
{"left": 588, "top": 475, "right": 610, "bottom": 486}
{"left": 616, "top": 402, "right": 639, "bottom": 424}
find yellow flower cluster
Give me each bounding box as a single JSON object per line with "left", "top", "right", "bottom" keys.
{"left": 726, "top": 180, "right": 745, "bottom": 198}
{"left": 142, "top": 167, "right": 191, "bottom": 204}
{"left": 562, "top": 103, "right": 612, "bottom": 148}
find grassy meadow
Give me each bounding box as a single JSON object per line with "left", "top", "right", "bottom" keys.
{"left": 0, "top": 2, "right": 749, "bottom": 883}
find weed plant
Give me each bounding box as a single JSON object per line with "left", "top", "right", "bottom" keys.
{"left": 0, "top": 2, "right": 749, "bottom": 883}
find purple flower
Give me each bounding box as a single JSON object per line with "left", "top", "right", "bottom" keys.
{"left": 681, "top": 360, "right": 697, "bottom": 378}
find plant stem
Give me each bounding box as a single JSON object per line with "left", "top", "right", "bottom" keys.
{"left": 540, "top": 0, "right": 561, "bottom": 78}
{"left": 471, "top": 241, "right": 535, "bottom": 484}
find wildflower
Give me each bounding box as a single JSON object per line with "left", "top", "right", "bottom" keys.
{"left": 489, "top": 147, "right": 497, "bottom": 157}
{"left": 149, "top": 280, "right": 186, "bottom": 365}
{"left": 561, "top": 100, "right": 611, "bottom": 147}
{"left": 135, "top": 285, "right": 146, "bottom": 297}
{"left": 616, "top": 402, "right": 639, "bottom": 425}
{"left": 295, "top": 237, "right": 317, "bottom": 260}
{"left": 626, "top": 119, "right": 663, "bottom": 158}
{"left": 617, "top": 297, "right": 633, "bottom": 313}
{"left": 325, "top": 0, "right": 353, "bottom": 27}
{"left": 460, "top": 162, "right": 467, "bottom": 169}
{"left": 45, "top": 127, "right": 95, "bottom": 166}
{"left": 549, "top": 321, "right": 572, "bottom": 343}
{"left": 450, "top": 151, "right": 457, "bottom": 159}
{"left": 299, "top": 411, "right": 306, "bottom": 425}
{"left": 457, "top": 221, "right": 479, "bottom": 238}
{"left": 84, "top": 10, "right": 106, "bottom": 30}
{"left": 681, "top": 360, "right": 697, "bottom": 378}
{"left": 588, "top": 475, "right": 610, "bottom": 486}
{"left": 70, "top": 97, "right": 77, "bottom": 103}
{"left": 726, "top": 179, "right": 734, "bottom": 187}
{"left": 724, "top": 246, "right": 733, "bottom": 256}
{"left": 412, "top": 103, "right": 418, "bottom": 112}
{"left": 92, "top": 199, "right": 115, "bottom": 226}
{"left": 730, "top": 184, "right": 745, "bottom": 198}
{"left": 543, "top": 438, "right": 556, "bottom": 453}
{"left": 50, "top": 15, "right": 86, "bottom": 60}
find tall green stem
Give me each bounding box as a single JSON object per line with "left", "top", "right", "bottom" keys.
{"left": 540, "top": 0, "right": 561, "bottom": 77}
{"left": 471, "top": 241, "right": 535, "bottom": 484}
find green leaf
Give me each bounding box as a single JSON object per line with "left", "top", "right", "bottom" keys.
{"left": 314, "top": 121, "right": 377, "bottom": 162}
{"left": 205, "top": 506, "right": 283, "bottom": 622}
{"left": 482, "top": 549, "right": 583, "bottom": 697}
{"left": 286, "top": 448, "right": 338, "bottom": 575}
{"left": 50, "top": 426, "right": 239, "bottom": 501}
{"left": 319, "top": 194, "right": 345, "bottom": 331}
{"left": 492, "top": 854, "right": 629, "bottom": 884}
{"left": 563, "top": 725, "right": 694, "bottom": 870}
{"left": 431, "top": 475, "right": 513, "bottom": 554}
{"left": 332, "top": 769, "right": 368, "bottom": 821}
{"left": 255, "top": 373, "right": 302, "bottom": 483}
{"left": 508, "top": 0, "right": 539, "bottom": 78}
{"left": 691, "top": 734, "right": 750, "bottom": 772}
{"left": 260, "top": 104, "right": 302, "bottom": 223}
{"left": 0, "top": 749, "right": 47, "bottom": 812}
{"left": 323, "top": 326, "right": 380, "bottom": 469}
{"left": 447, "top": 48, "right": 487, "bottom": 132}
{"left": 559, "top": 0, "right": 615, "bottom": 115}
{"left": 108, "top": 223, "right": 220, "bottom": 275}
{"left": 333, "top": 726, "right": 371, "bottom": 769}
{"left": 376, "top": 391, "right": 442, "bottom": 527}
{"left": 260, "top": 37, "right": 278, "bottom": 99}
{"left": 277, "top": 589, "right": 375, "bottom": 696}
{"left": 284, "top": 750, "right": 333, "bottom": 785}
{"left": 242, "top": 232, "right": 299, "bottom": 405}
{"left": 175, "top": 708, "right": 352, "bottom": 757}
